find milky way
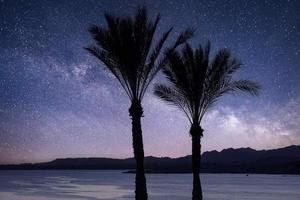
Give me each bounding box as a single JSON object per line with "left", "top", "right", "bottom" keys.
{"left": 0, "top": 0, "right": 299, "bottom": 164}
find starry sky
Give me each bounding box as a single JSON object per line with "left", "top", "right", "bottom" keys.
{"left": 0, "top": 0, "right": 299, "bottom": 164}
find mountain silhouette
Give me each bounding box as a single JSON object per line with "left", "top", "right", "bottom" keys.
{"left": 1, "top": 145, "right": 299, "bottom": 174}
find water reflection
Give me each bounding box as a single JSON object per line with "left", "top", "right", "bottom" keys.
{"left": 0, "top": 171, "right": 299, "bottom": 200}
{"left": 0, "top": 171, "right": 132, "bottom": 199}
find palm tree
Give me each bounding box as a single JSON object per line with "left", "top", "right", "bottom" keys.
{"left": 154, "top": 43, "right": 261, "bottom": 200}
{"left": 85, "top": 7, "right": 193, "bottom": 200}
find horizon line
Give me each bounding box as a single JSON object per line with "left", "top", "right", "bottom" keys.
{"left": 1, "top": 144, "right": 298, "bottom": 166}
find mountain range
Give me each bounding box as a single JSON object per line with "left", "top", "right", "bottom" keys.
{"left": 1, "top": 145, "right": 299, "bottom": 174}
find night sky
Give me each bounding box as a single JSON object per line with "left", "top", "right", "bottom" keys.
{"left": 0, "top": 0, "right": 299, "bottom": 164}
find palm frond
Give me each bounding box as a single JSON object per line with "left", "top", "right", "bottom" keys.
{"left": 229, "top": 80, "right": 261, "bottom": 96}
{"left": 85, "top": 7, "right": 192, "bottom": 102}
{"left": 85, "top": 46, "right": 134, "bottom": 99}
{"left": 138, "top": 28, "right": 195, "bottom": 100}
{"left": 154, "top": 84, "right": 192, "bottom": 123}
{"left": 154, "top": 41, "right": 261, "bottom": 124}
{"left": 172, "top": 28, "right": 195, "bottom": 49}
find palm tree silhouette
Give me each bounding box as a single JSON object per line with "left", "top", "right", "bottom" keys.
{"left": 154, "top": 43, "right": 261, "bottom": 200}
{"left": 85, "top": 7, "right": 193, "bottom": 200}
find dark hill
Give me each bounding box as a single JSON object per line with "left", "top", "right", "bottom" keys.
{"left": 1, "top": 145, "right": 299, "bottom": 174}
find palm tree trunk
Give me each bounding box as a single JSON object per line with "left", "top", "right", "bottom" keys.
{"left": 129, "top": 99, "right": 148, "bottom": 200}
{"left": 190, "top": 124, "right": 203, "bottom": 200}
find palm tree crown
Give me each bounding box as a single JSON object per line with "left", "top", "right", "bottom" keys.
{"left": 85, "top": 7, "right": 193, "bottom": 102}
{"left": 154, "top": 43, "right": 261, "bottom": 126}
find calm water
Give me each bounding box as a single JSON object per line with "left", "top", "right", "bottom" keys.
{"left": 0, "top": 170, "right": 299, "bottom": 200}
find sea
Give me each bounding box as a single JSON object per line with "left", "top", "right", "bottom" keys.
{"left": 0, "top": 170, "right": 299, "bottom": 200}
